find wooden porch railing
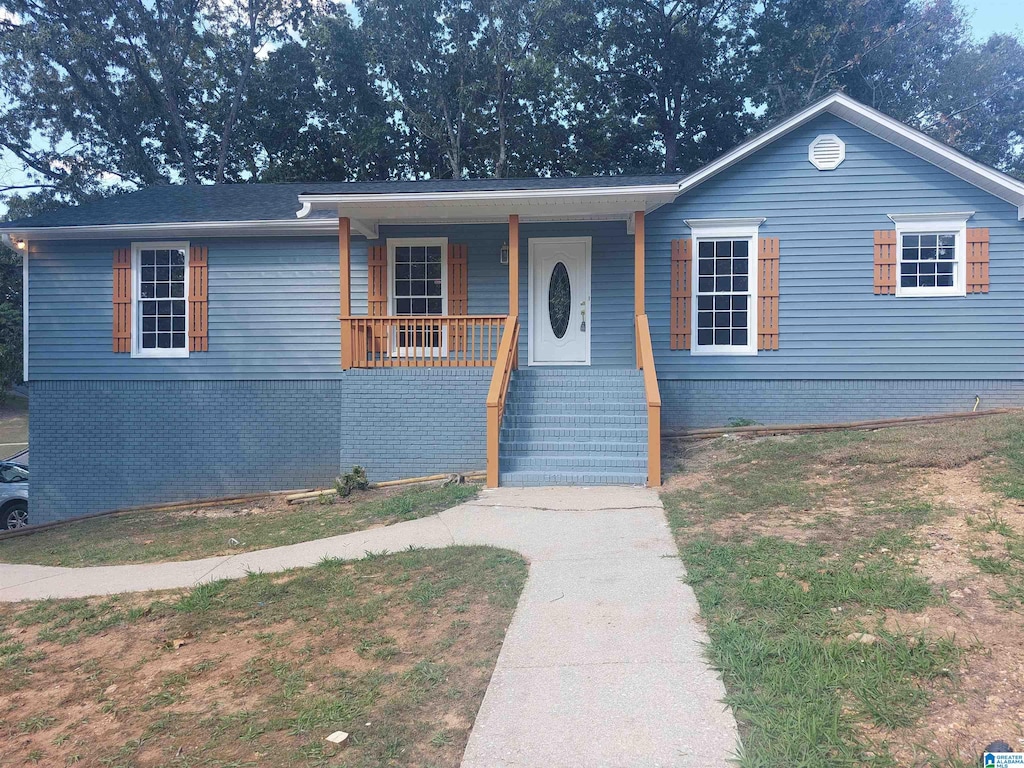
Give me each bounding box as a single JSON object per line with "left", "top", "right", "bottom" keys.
{"left": 486, "top": 315, "right": 520, "bottom": 487}
{"left": 341, "top": 315, "right": 507, "bottom": 368}
{"left": 635, "top": 314, "right": 662, "bottom": 486}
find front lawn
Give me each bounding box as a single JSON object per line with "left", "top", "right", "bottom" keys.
{"left": 0, "top": 545, "right": 526, "bottom": 767}
{"left": 0, "top": 483, "right": 479, "bottom": 567}
{"left": 665, "top": 413, "right": 1024, "bottom": 767}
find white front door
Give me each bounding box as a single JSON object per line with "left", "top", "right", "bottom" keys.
{"left": 529, "top": 237, "right": 591, "bottom": 365}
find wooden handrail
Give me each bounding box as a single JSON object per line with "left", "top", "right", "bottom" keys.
{"left": 486, "top": 314, "right": 520, "bottom": 487}
{"left": 340, "top": 314, "right": 507, "bottom": 368}
{"left": 635, "top": 314, "right": 661, "bottom": 486}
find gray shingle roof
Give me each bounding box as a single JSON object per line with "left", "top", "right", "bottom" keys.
{"left": 3, "top": 176, "right": 684, "bottom": 229}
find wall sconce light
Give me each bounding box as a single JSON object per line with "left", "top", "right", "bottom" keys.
{"left": 14, "top": 239, "right": 26, "bottom": 250}
{"left": 499, "top": 242, "right": 509, "bottom": 265}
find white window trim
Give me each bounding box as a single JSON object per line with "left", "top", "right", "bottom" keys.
{"left": 131, "top": 241, "right": 190, "bottom": 359}
{"left": 888, "top": 212, "right": 973, "bottom": 298}
{"left": 685, "top": 218, "right": 764, "bottom": 357}
{"left": 386, "top": 236, "right": 449, "bottom": 357}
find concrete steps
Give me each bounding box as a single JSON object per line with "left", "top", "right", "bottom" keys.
{"left": 499, "top": 368, "right": 648, "bottom": 487}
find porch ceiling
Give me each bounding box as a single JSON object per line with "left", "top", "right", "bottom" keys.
{"left": 295, "top": 185, "right": 681, "bottom": 238}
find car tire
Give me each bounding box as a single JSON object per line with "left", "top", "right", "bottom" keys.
{"left": 2, "top": 501, "right": 28, "bottom": 530}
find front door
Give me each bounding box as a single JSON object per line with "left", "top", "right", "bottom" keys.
{"left": 529, "top": 237, "right": 591, "bottom": 365}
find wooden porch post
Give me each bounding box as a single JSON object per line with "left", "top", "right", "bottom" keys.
{"left": 508, "top": 214, "right": 520, "bottom": 315}
{"left": 339, "top": 216, "right": 352, "bottom": 370}
{"left": 634, "top": 210, "right": 645, "bottom": 368}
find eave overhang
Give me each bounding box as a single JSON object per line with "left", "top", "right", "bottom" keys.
{"left": 0, "top": 218, "right": 340, "bottom": 243}
{"left": 295, "top": 184, "right": 682, "bottom": 237}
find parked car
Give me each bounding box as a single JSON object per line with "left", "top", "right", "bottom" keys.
{"left": 0, "top": 461, "right": 28, "bottom": 529}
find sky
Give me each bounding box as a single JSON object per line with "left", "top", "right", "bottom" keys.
{"left": 963, "top": 0, "right": 1024, "bottom": 38}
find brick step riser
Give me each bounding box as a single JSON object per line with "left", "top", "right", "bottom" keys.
{"left": 501, "top": 456, "right": 648, "bottom": 471}
{"left": 500, "top": 442, "right": 646, "bottom": 455}
{"left": 502, "top": 414, "right": 647, "bottom": 427}
{"left": 501, "top": 429, "right": 647, "bottom": 441}
{"left": 504, "top": 403, "right": 647, "bottom": 416}
{"left": 506, "top": 392, "right": 644, "bottom": 402}
{"left": 499, "top": 470, "right": 647, "bottom": 487}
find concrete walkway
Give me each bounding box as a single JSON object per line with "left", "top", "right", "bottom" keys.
{"left": 0, "top": 486, "right": 739, "bottom": 767}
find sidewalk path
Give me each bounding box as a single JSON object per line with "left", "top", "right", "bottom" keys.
{"left": 0, "top": 486, "right": 739, "bottom": 767}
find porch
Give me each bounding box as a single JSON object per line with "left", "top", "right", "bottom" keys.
{"left": 297, "top": 187, "right": 673, "bottom": 488}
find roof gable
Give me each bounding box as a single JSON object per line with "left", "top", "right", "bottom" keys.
{"left": 674, "top": 92, "right": 1024, "bottom": 218}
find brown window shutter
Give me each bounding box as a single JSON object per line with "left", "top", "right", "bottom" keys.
{"left": 112, "top": 248, "right": 132, "bottom": 353}
{"left": 670, "top": 238, "right": 692, "bottom": 350}
{"left": 758, "top": 237, "right": 780, "bottom": 351}
{"left": 967, "top": 227, "right": 990, "bottom": 293}
{"left": 367, "top": 245, "right": 388, "bottom": 315}
{"left": 188, "top": 245, "right": 209, "bottom": 352}
{"left": 366, "top": 244, "right": 389, "bottom": 356}
{"left": 874, "top": 230, "right": 897, "bottom": 294}
{"left": 447, "top": 244, "right": 468, "bottom": 314}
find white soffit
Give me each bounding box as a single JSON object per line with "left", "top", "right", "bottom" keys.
{"left": 295, "top": 185, "right": 682, "bottom": 235}
{"left": 675, "top": 92, "right": 1024, "bottom": 219}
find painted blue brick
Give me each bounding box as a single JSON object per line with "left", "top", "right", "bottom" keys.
{"left": 29, "top": 369, "right": 490, "bottom": 524}
{"left": 661, "top": 379, "right": 1024, "bottom": 429}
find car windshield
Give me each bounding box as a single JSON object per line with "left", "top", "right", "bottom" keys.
{"left": 0, "top": 464, "right": 28, "bottom": 482}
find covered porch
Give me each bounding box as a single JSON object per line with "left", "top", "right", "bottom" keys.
{"left": 296, "top": 183, "right": 675, "bottom": 487}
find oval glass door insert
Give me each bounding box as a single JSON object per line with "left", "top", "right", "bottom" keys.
{"left": 548, "top": 261, "right": 572, "bottom": 339}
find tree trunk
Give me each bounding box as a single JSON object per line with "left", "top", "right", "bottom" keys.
{"left": 216, "top": 52, "right": 257, "bottom": 184}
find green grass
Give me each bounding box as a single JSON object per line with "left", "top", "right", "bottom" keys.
{"left": 0, "top": 483, "right": 479, "bottom": 567}
{"left": 681, "top": 534, "right": 959, "bottom": 766}
{"left": 661, "top": 419, "right": 1024, "bottom": 767}
{"left": 0, "top": 546, "right": 527, "bottom": 768}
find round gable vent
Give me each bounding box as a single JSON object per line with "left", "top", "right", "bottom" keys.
{"left": 808, "top": 134, "right": 846, "bottom": 170}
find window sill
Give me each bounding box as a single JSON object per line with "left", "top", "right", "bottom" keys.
{"left": 894, "top": 287, "right": 966, "bottom": 298}
{"left": 690, "top": 346, "right": 758, "bottom": 357}
{"left": 131, "top": 349, "right": 191, "bottom": 359}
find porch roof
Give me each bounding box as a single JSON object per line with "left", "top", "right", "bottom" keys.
{"left": 295, "top": 181, "right": 683, "bottom": 238}
{"left": 0, "top": 176, "right": 683, "bottom": 243}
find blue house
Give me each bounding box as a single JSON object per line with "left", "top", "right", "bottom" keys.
{"left": 5, "top": 92, "right": 1024, "bottom": 525}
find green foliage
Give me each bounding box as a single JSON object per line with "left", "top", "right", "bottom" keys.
{"left": 2, "top": 0, "right": 1022, "bottom": 217}
{"left": 726, "top": 417, "right": 759, "bottom": 428}
{"left": 0, "top": 245, "right": 22, "bottom": 394}
{"left": 335, "top": 465, "right": 370, "bottom": 497}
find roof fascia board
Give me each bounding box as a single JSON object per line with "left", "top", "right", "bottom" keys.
{"left": 674, "top": 98, "right": 836, "bottom": 197}
{"left": 0, "top": 218, "right": 341, "bottom": 241}
{"left": 295, "top": 184, "right": 681, "bottom": 217}
{"left": 827, "top": 98, "right": 1024, "bottom": 213}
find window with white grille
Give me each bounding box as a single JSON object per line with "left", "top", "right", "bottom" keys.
{"left": 132, "top": 242, "right": 189, "bottom": 358}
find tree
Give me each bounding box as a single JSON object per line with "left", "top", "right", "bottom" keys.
{"left": 0, "top": 0, "right": 314, "bottom": 204}
{"left": 749, "top": 0, "right": 1024, "bottom": 178}
{"left": 358, "top": 0, "right": 485, "bottom": 178}
{"left": 243, "top": 13, "right": 408, "bottom": 181}
{"left": 572, "top": 0, "right": 755, "bottom": 173}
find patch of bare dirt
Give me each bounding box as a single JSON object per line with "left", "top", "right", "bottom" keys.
{"left": 0, "top": 553, "right": 521, "bottom": 768}
{"left": 878, "top": 462, "right": 1024, "bottom": 762}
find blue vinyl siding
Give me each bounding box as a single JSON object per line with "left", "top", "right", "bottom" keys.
{"left": 517, "top": 220, "right": 636, "bottom": 368}
{"left": 28, "top": 221, "right": 636, "bottom": 378}
{"left": 351, "top": 221, "right": 636, "bottom": 368}
{"left": 646, "top": 113, "right": 1024, "bottom": 380}
{"left": 29, "top": 236, "right": 346, "bottom": 379}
